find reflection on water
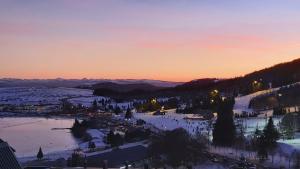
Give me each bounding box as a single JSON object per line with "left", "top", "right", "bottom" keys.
{"left": 0, "top": 117, "right": 78, "bottom": 157}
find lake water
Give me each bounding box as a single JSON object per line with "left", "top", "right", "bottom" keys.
{"left": 0, "top": 117, "right": 79, "bottom": 157}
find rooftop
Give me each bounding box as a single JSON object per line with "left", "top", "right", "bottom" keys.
{"left": 0, "top": 139, "right": 22, "bottom": 169}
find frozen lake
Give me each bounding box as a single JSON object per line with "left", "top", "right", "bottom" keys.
{"left": 0, "top": 117, "right": 79, "bottom": 158}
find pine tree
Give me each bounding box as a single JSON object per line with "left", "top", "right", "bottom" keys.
{"left": 107, "top": 130, "right": 114, "bottom": 144}
{"left": 88, "top": 141, "right": 96, "bottom": 150}
{"left": 69, "top": 150, "right": 84, "bottom": 167}
{"left": 212, "top": 98, "right": 236, "bottom": 146}
{"left": 72, "top": 119, "right": 80, "bottom": 130}
{"left": 263, "top": 117, "right": 280, "bottom": 145}
{"left": 257, "top": 135, "right": 268, "bottom": 160}
{"left": 112, "top": 133, "right": 124, "bottom": 147}
{"left": 92, "top": 99, "right": 98, "bottom": 110}
{"left": 251, "top": 125, "right": 262, "bottom": 153}
{"left": 37, "top": 147, "right": 44, "bottom": 160}
{"left": 125, "top": 107, "right": 132, "bottom": 119}
{"left": 254, "top": 125, "right": 262, "bottom": 139}
{"left": 235, "top": 124, "right": 246, "bottom": 149}
{"left": 114, "top": 106, "right": 121, "bottom": 115}
{"left": 255, "top": 117, "right": 280, "bottom": 161}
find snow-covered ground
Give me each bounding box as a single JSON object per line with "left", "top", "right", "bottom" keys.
{"left": 135, "top": 108, "right": 300, "bottom": 162}
{"left": 237, "top": 117, "right": 281, "bottom": 135}
{"left": 0, "top": 87, "right": 135, "bottom": 113}
{"left": 134, "top": 109, "right": 209, "bottom": 135}
{"left": 0, "top": 87, "right": 94, "bottom": 106}
{"left": 79, "top": 129, "right": 107, "bottom": 149}
{"left": 68, "top": 96, "right": 106, "bottom": 107}
{"left": 278, "top": 133, "right": 300, "bottom": 151}
{"left": 210, "top": 140, "right": 300, "bottom": 169}
{"left": 134, "top": 111, "right": 299, "bottom": 168}
{"left": 134, "top": 110, "right": 282, "bottom": 138}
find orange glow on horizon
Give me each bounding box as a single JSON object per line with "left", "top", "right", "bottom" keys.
{"left": 1, "top": 1, "right": 300, "bottom": 82}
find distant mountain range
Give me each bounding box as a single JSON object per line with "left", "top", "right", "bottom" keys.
{"left": 0, "top": 78, "right": 182, "bottom": 88}
{"left": 90, "top": 82, "right": 164, "bottom": 92}
{"left": 92, "top": 82, "right": 168, "bottom": 99}
{"left": 2, "top": 58, "right": 300, "bottom": 98}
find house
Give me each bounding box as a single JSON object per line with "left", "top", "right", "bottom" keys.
{"left": 0, "top": 139, "right": 22, "bottom": 169}
{"left": 284, "top": 106, "right": 300, "bottom": 113}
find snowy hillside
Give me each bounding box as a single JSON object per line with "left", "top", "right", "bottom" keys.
{"left": 0, "top": 87, "right": 93, "bottom": 106}
{"left": 233, "top": 82, "right": 300, "bottom": 115}
{"left": 233, "top": 89, "right": 277, "bottom": 115}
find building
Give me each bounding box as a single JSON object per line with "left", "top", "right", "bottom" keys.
{"left": 284, "top": 106, "right": 300, "bottom": 113}
{"left": 0, "top": 139, "right": 22, "bottom": 169}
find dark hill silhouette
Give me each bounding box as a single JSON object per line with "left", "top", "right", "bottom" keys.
{"left": 93, "top": 58, "right": 300, "bottom": 99}
{"left": 92, "top": 82, "right": 164, "bottom": 92}
{"left": 174, "top": 58, "right": 300, "bottom": 95}
{"left": 93, "top": 82, "right": 166, "bottom": 99}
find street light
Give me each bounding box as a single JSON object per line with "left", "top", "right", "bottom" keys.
{"left": 211, "top": 89, "right": 219, "bottom": 98}
{"left": 151, "top": 98, "right": 157, "bottom": 104}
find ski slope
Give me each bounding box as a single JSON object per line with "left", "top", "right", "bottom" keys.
{"left": 233, "top": 89, "right": 276, "bottom": 115}
{"left": 233, "top": 82, "right": 300, "bottom": 115}
{"left": 134, "top": 109, "right": 209, "bottom": 135}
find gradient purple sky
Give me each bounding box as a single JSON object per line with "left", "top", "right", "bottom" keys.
{"left": 1, "top": 0, "right": 300, "bottom": 82}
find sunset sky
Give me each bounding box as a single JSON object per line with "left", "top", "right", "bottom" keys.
{"left": 1, "top": 0, "right": 300, "bottom": 82}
